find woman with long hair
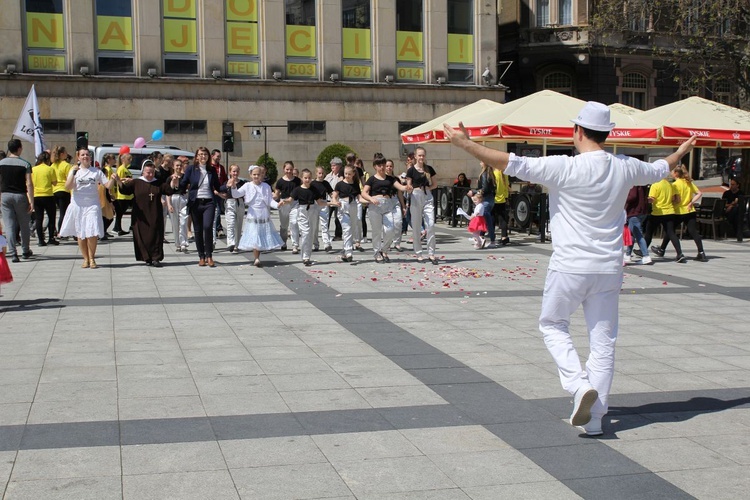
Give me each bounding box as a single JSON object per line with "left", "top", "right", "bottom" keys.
{"left": 177, "top": 147, "right": 221, "bottom": 266}
{"left": 113, "top": 153, "right": 134, "bottom": 235}
{"left": 671, "top": 166, "right": 707, "bottom": 262}
{"left": 405, "top": 146, "right": 438, "bottom": 264}
{"left": 50, "top": 145, "right": 72, "bottom": 239}
{"left": 58, "top": 148, "right": 118, "bottom": 268}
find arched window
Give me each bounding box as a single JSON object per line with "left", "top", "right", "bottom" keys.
{"left": 621, "top": 72, "right": 647, "bottom": 110}
{"left": 543, "top": 71, "right": 573, "bottom": 95}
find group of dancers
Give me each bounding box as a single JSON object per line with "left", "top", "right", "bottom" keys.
{"left": 223, "top": 148, "right": 440, "bottom": 267}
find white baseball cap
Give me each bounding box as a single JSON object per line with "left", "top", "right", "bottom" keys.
{"left": 570, "top": 102, "right": 616, "bottom": 132}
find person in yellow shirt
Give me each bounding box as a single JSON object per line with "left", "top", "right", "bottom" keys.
{"left": 113, "top": 153, "right": 134, "bottom": 235}
{"left": 32, "top": 151, "right": 58, "bottom": 246}
{"left": 50, "top": 145, "right": 72, "bottom": 239}
{"left": 671, "top": 166, "right": 707, "bottom": 262}
{"left": 646, "top": 174, "right": 685, "bottom": 262}
{"left": 493, "top": 168, "right": 511, "bottom": 246}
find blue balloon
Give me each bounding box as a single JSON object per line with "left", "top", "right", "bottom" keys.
{"left": 151, "top": 129, "right": 163, "bottom": 141}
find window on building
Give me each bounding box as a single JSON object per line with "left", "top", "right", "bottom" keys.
{"left": 226, "top": 0, "right": 260, "bottom": 78}
{"left": 713, "top": 80, "right": 732, "bottom": 105}
{"left": 164, "top": 120, "right": 207, "bottom": 134}
{"left": 288, "top": 121, "right": 326, "bottom": 134}
{"left": 23, "top": 0, "right": 66, "bottom": 73}
{"left": 342, "top": 0, "right": 372, "bottom": 81}
{"left": 396, "top": 0, "right": 424, "bottom": 82}
{"left": 543, "top": 71, "right": 573, "bottom": 95}
{"left": 285, "top": 0, "right": 318, "bottom": 80}
{"left": 558, "top": 0, "right": 572, "bottom": 25}
{"left": 398, "top": 122, "right": 422, "bottom": 134}
{"left": 536, "top": 0, "right": 550, "bottom": 26}
{"left": 447, "top": 0, "right": 474, "bottom": 84}
{"left": 95, "top": 0, "right": 133, "bottom": 74}
{"left": 162, "top": 0, "right": 198, "bottom": 76}
{"left": 621, "top": 72, "right": 648, "bottom": 110}
{"left": 41, "top": 120, "right": 74, "bottom": 134}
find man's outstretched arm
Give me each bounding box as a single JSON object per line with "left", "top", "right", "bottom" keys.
{"left": 444, "top": 122, "right": 511, "bottom": 172}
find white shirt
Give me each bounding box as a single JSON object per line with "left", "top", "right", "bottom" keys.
{"left": 196, "top": 165, "right": 212, "bottom": 199}
{"left": 505, "top": 150, "right": 669, "bottom": 274}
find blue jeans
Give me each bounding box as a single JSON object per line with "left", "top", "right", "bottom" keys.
{"left": 482, "top": 199, "right": 495, "bottom": 242}
{"left": 627, "top": 214, "right": 648, "bottom": 256}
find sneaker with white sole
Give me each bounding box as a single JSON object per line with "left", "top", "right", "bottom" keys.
{"left": 570, "top": 385, "right": 598, "bottom": 427}
{"left": 641, "top": 255, "right": 653, "bottom": 265}
{"left": 576, "top": 416, "right": 603, "bottom": 436}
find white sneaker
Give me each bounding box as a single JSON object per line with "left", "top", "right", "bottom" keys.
{"left": 577, "top": 416, "right": 603, "bottom": 436}
{"left": 570, "top": 385, "right": 598, "bottom": 427}
{"left": 641, "top": 255, "right": 653, "bottom": 265}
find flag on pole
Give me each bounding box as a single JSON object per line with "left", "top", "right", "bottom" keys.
{"left": 13, "top": 84, "right": 46, "bottom": 157}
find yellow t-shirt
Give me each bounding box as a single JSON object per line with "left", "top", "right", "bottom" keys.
{"left": 648, "top": 179, "right": 676, "bottom": 216}
{"left": 51, "top": 160, "right": 72, "bottom": 194}
{"left": 672, "top": 178, "right": 699, "bottom": 215}
{"left": 115, "top": 164, "right": 134, "bottom": 200}
{"left": 32, "top": 163, "right": 57, "bottom": 197}
{"left": 493, "top": 170, "right": 509, "bottom": 204}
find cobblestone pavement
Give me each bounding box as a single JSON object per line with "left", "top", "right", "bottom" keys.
{"left": 1, "top": 216, "right": 749, "bottom": 499}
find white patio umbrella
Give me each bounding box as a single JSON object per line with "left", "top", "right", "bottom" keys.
{"left": 400, "top": 99, "right": 504, "bottom": 144}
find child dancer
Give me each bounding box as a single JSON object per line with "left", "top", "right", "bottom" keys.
{"left": 467, "top": 192, "right": 488, "bottom": 249}
{"left": 274, "top": 161, "right": 301, "bottom": 252}
{"left": 286, "top": 169, "right": 327, "bottom": 266}
{"left": 224, "top": 164, "right": 246, "bottom": 253}
{"left": 331, "top": 166, "right": 362, "bottom": 262}
{"left": 310, "top": 166, "right": 333, "bottom": 252}
{"left": 228, "top": 165, "right": 284, "bottom": 267}
{"left": 167, "top": 158, "right": 189, "bottom": 252}
{"left": 0, "top": 222, "right": 13, "bottom": 291}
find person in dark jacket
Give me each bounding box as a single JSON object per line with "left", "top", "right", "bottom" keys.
{"left": 624, "top": 185, "right": 652, "bottom": 265}
{"left": 468, "top": 162, "right": 496, "bottom": 247}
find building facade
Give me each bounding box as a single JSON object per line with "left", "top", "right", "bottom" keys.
{"left": 0, "top": 0, "right": 503, "bottom": 180}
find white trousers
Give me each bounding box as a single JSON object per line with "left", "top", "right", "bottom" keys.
{"left": 410, "top": 189, "right": 435, "bottom": 257}
{"left": 297, "top": 204, "right": 317, "bottom": 260}
{"left": 337, "top": 199, "right": 358, "bottom": 256}
{"left": 352, "top": 200, "right": 364, "bottom": 244}
{"left": 538, "top": 270, "right": 622, "bottom": 419}
{"left": 313, "top": 205, "right": 331, "bottom": 248}
{"left": 392, "top": 200, "right": 404, "bottom": 246}
{"left": 170, "top": 194, "right": 189, "bottom": 249}
{"left": 225, "top": 198, "right": 245, "bottom": 247}
{"left": 369, "top": 198, "right": 395, "bottom": 256}
{"left": 278, "top": 202, "right": 299, "bottom": 248}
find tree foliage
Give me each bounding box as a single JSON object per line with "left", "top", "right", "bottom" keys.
{"left": 589, "top": 0, "right": 750, "bottom": 105}
{"left": 257, "top": 153, "right": 278, "bottom": 184}
{"left": 316, "top": 143, "right": 356, "bottom": 173}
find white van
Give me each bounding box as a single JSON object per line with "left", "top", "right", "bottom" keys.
{"left": 89, "top": 144, "right": 195, "bottom": 177}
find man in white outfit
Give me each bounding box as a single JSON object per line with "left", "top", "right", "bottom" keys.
{"left": 445, "top": 102, "right": 696, "bottom": 436}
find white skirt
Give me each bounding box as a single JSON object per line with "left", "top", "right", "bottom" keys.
{"left": 59, "top": 201, "right": 104, "bottom": 239}
{"left": 238, "top": 217, "right": 283, "bottom": 251}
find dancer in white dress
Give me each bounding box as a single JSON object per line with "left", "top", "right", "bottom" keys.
{"left": 59, "top": 148, "right": 118, "bottom": 269}
{"left": 226, "top": 165, "right": 286, "bottom": 267}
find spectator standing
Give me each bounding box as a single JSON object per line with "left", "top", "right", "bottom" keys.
{"left": 0, "top": 139, "right": 34, "bottom": 262}
{"left": 32, "top": 151, "right": 58, "bottom": 246}
{"left": 722, "top": 178, "right": 744, "bottom": 237}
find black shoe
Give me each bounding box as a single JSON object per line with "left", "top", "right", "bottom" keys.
{"left": 100, "top": 235, "right": 109, "bottom": 241}
{"left": 675, "top": 254, "right": 687, "bottom": 263}
{"left": 38, "top": 241, "right": 47, "bottom": 247}
{"left": 227, "top": 245, "right": 235, "bottom": 253}
{"left": 696, "top": 252, "right": 708, "bottom": 262}
{"left": 146, "top": 260, "right": 153, "bottom": 266}
{"left": 152, "top": 260, "right": 163, "bottom": 267}
{"left": 11, "top": 255, "right": 20, "bottom": 263}
{"left": 500, "top": 238, "right": 510, "bottom": 247}
{"left": 303, "top": 259, "right": 312, "bottom": 267}
{"left": 117, "top": 230, "right": 129, "bottom": 236}
{"left": 48, "top": 239, "right": 59, "bottom": 245}
{"left": 324, "top": 245, "right": 332, "bottom": 252}
{"left": 650, "top": 245, "right": 665, "bottom": 257}
{"left": 22, "top": 251, "right": 33, "bottom": 259}
{"left": 633, "top": 248, "right": 642, "bottom": 257}
{"left": 281, "top": 244, "right": 287, "bottom": 251}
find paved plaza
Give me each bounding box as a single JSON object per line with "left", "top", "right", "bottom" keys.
{"left": 1, "top": 214, "right": 749, "bottom": 499}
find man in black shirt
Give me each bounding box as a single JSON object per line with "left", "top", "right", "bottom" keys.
{"left": 0, "top": 139, "right": 34, "bottom": 262}
{"left": 722, "top": 178, "right": 744, "bottom": 236}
